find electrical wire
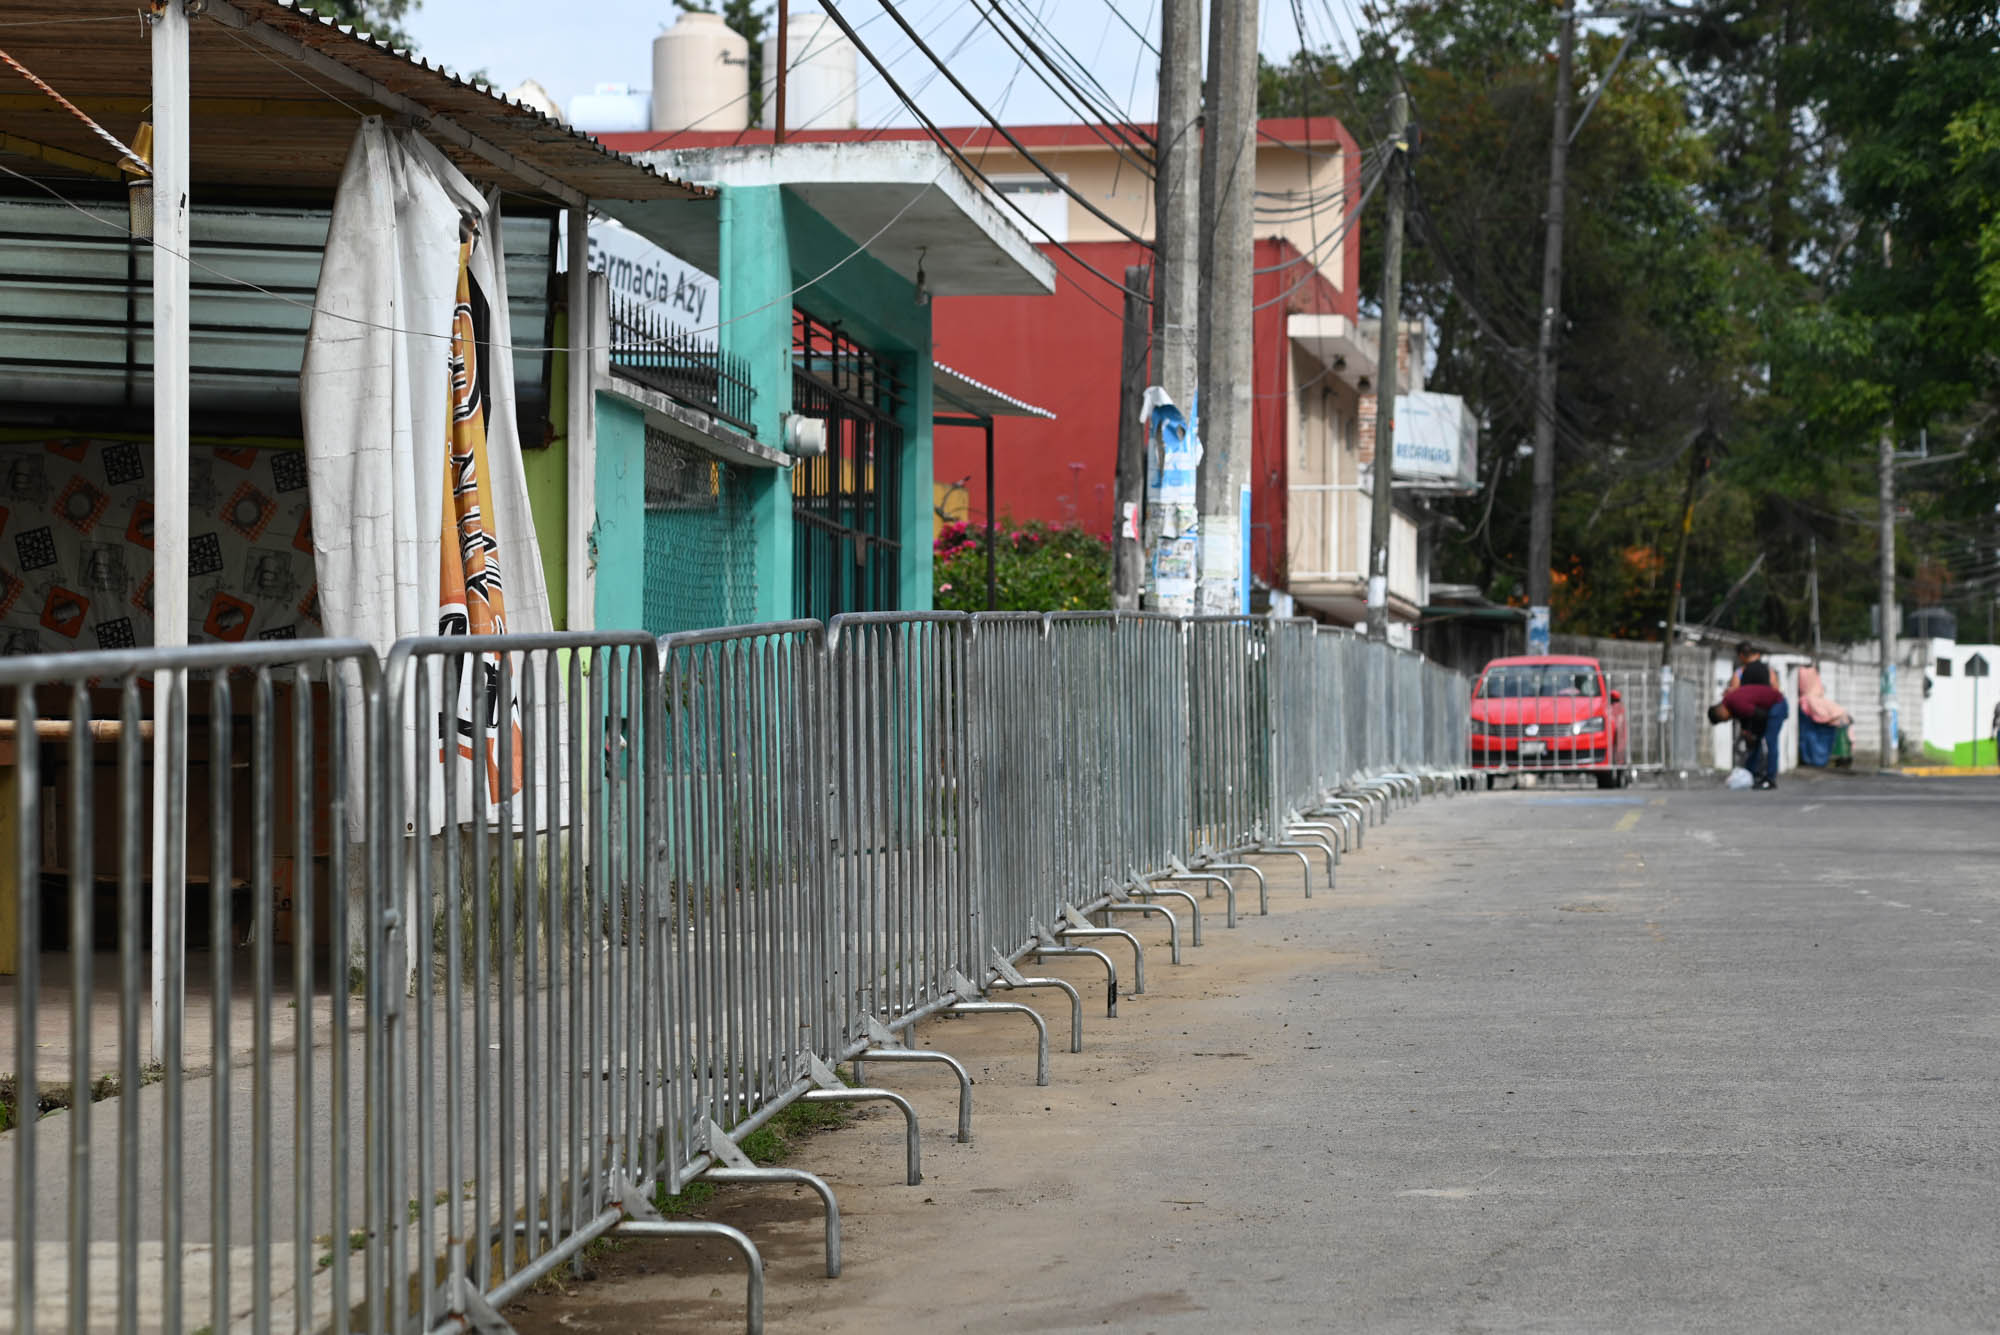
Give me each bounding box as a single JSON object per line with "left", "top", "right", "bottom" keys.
{"left": 970, "top": 0, "right": 1156, "bottom": 174}
{"left": 0, "top": 45, "right": 149, "bottom": 170}
{"left": 813, "top": 0, "right": 1156, "bottom": 306}
{"left": 983, "top": 0, "right": 1156, "bottom": 154}
{"left": 869, "top": 0, "right": 1154, "bottom": 249}
{"left": 0, "top": 152, "right": 951, "bottom": 352}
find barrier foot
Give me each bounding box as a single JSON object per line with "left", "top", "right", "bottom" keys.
{"left": 699, "top": 1166, "right": 842, "bottom": 1278}
{"left": 946, "top": 999, "right": 1052, "bottom": 1085}
{"left": 1273, "top": 833, "right": 1337, "bottom": 886}
{"left": 1247, "top": 846, "right": 1312, "bottom": 902}
{"left": 1133, "top": 882, "right": 1203, "bottom": 947}
{"left": 1030, "top": 944, "right": 1119, "bottom": 1017}
{"left": 1102, "top": 900, "right": 1181, "bottom": 964}
{"left": 1197, "top": 861, "right": 1268, "bottom": 914}
{"left": 1156, "top": 869, "right": 1238, "bottom": 928}
{"left": 801, "top": 1086, "right": 923, "bottom": 1184}
{"left": 613, "top": 1221, "right": 764, "bottom": 1334}
{"left": 1057, "top": 917, "right": 1146, "bottom": 994}
{"left": 854, "top": 1046, "right": 975, "bottom": 1142}
{"left": 995, "top": 973, "right": 1085, "bottom": 1052}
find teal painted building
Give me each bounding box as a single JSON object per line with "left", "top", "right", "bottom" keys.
{"left": 585, "top": 141, "right": 1056, "bottom": 634}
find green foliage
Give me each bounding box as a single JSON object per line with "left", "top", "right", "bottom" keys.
{"left": 674, "top": 0, "right": 772, "bottom": 127}
{"left": 293, "top": 0, "right": 420, "bottom": 50}
{"left": 1260, "top": 0, "right": 2000, "bottom": 643}
{"left": 933, "top": 520, "right": 1112, "bottom": 613}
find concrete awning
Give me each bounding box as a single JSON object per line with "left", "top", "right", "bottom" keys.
{"left": 1288, "top": 313, "right": 1376, "bottom": 390}
{"left": 933, "top": 362, "right": 1055, "bottom": 420}
{"left": 0, "top": 0, "right": 708, "bottom": 206}
{"left": 605, "top": 141, "right": 1058, "bottom": 297}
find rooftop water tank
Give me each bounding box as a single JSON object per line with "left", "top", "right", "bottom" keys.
{"left": 761, "top": 11, "right": 858, "bottom": 132}
{"left": 568, "top": 83, "right": 651, "bottom": 134}
{"left": 653, "top": 11, "right": 751, "bottom": 134}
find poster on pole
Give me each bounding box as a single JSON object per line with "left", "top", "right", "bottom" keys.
{"left": 1142, "top": 387, "right": 1201, "bottom": 616}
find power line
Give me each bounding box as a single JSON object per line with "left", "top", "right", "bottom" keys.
{"left": 974, "top": 0, "right": 1156, "bottom": 167}
{"left": 869, "top": 0, "right": 1154, "bottom": 249}
{"left": 813, "top": 0, "right": 1156, "bottom": 306}
{"left": 968, "top": 1, "right": 1154, "bottom": 172}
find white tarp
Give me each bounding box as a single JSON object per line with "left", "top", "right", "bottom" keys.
{"left": 301, "top": 118, "right": 554, "bottom": 840}
{"left": 302, "top": 118, "right": 552, "bottom": 653}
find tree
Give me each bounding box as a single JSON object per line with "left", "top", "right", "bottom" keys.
{"left": 294, "top": 0, "right": 420, "bottom": 52}
{"left": 675, "top": 0, "right": 773, "bottom": 128}
{"left": 1262, "top": 0, "right": 2000, "bottom": 645}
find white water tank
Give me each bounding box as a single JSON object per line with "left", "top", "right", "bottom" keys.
{"left": 653, "top": 11, "right": 751, "bottom": 134}
{"left": 761, "top": 11, "right": 859, "bottom": 132}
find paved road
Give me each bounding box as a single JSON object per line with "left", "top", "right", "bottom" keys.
{"left": 515, "top": 772, "right": 2000, "bottom": 1334}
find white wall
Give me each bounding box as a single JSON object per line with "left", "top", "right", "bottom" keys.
{"left": 1922, "top": 638, "right": 2000, "bottom": 752}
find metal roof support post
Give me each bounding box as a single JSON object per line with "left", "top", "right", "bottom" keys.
{"left": 149, "top": 0, "right": 192, "bottom": 1061}
{"left": 566, "top": 202, "right": 597, "bottom": 630}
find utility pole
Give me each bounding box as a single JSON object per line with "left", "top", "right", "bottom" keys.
{"left": 1877, "top": 227, "right": 1898, "bottom": 769}
{"left": 1145, "top": 0, "right": 1202, "bottom": 613}
{"left": 1878, "top": 423, "right": 1898, "bottom": 767}
{"left": 1196, "top": 0, "right": 1258, "bottom": 615}
{"left": 1808, "top": 535, "right": 1822, "bottom": 663}
{"left": 773, "top": 5, "right": 789, "bottom": 141}
{"left": 1114, "top": 263, "right": 1152, "bottom": 608}
{"left": 1365, "top": 89, "right": 1410, "bottom": 642}
{"left": 1526, "top": 7, "right": 1577, "bottom": 654}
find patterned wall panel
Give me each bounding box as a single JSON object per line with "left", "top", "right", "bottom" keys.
{"left": 0, "top": 438, "right": 321, "bottom": 654}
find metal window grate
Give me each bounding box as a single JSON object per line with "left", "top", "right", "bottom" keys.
{"left": 789, "top": 309, "right": 903, "bottom": 622}
{"left": 642, "top": 427, "right": 759, "bottom": 633}
{"left": 609, "top": 294, "right": 757, "bottom": 433}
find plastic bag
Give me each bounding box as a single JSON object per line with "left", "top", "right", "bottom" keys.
{"left": 1726, "top": 766, "right": 1754, "bottom": 790}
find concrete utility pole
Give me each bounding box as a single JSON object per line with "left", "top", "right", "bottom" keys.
{"left": 1526, "top": 7, "right": 1577, "bottom": 653}
{"left": 1114, "top": 263, "right": 1151, "bottom": 608}
{"left": 1878, "top": 423, "right": 1898, "bottom": 766}
{"left": 1196, "top": 0, "right": 1258, "bottom": 615}
{"left": 1365, "top": 89, "right": 1410, "bottom": 642}
{"left": 1145, "top": 0, "right": 1202, "bottom": 611}
{"left": 1877, "top": 228, "right": 1898, "bottom": 768}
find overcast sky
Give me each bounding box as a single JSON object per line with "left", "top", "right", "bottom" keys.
{"left": 398, "top": 1, "right": 1357, "bottom": 130}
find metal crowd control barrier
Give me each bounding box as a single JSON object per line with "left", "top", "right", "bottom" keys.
{"left": 2, "top": 611, "right": 1477, "bottom": 1334}
{"left": 2, "top": 640, "right": 381, "bottom": 1335}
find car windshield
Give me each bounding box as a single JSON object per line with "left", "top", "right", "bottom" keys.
{"left": 1478, "top": 665, "right": 1602, "bottom": 699}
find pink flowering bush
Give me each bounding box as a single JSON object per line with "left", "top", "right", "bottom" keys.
{"left": 933, "top": 518, "right": 1110, "bottom": 612}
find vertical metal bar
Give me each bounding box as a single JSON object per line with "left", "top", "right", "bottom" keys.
{"left": 11, "top": 688, "right": 39, "bottom": 1335}
{"left": 208, "top": 675, "right": 232, "bottom": 1335}
{"left": 471, "top": 650, "right": 493, "bottom": 1293}
{"left": 443, "top": 651, "right": 468, "bottom": 1305}
{"left": 411, "top": 656, "right": 438, "bottom": 1333}
{"left": 520, "top": 655, "right": 542, "bottom": 1271}
{"left": 291, "top": 666, "right": 315, "bottom": 1335}
{"left": 117, "top": 678, "right": 141, "bottom": 1335}
{"left": 497, "top": 648, "right": 517, "bottom": 1283}
{"left": 327, "top": 661, "right": 352, "bottom": 1335}
{"left": 251, "top": 668, "right": 275, "bottom": 1330}
{"left": 66, "top": 683, "right": 91, "bottom": 1335}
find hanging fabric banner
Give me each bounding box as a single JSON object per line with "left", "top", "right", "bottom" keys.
{"left": 436, "top": 233, "right": 524, "bottom": 805}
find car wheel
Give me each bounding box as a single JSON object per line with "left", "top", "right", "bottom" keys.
{"left": 1595, "top": 769, "right": 1620, "bottom": 790}
{"left": 1484, "top": 774, "right": 1496, "bottom": 791}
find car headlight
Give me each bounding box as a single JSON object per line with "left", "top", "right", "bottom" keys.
{"left": 1572, "top": 716, "right": 1606, "bottom": 735}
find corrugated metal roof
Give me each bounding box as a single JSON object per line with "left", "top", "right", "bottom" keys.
{"left": 933, "top": 361, "right": 1055, "bottom": 420}
{"left": 0, "top": 0, "right": 708, "bottom": 204}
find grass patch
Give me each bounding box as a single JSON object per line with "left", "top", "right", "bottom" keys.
{"left": 649, "top": 1091, "right": 855, "bottom": 1217}
{"left": 1, "top": 1063, "right": 165, "bottom": 1131}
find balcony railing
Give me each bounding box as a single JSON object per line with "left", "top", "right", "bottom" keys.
{"left": 607, "top": 294, "right": 757, "bottom": 434}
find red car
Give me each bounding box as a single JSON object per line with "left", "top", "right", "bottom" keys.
{"left": 1471, "top": 654, "right": 1630, "bottom": 788}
